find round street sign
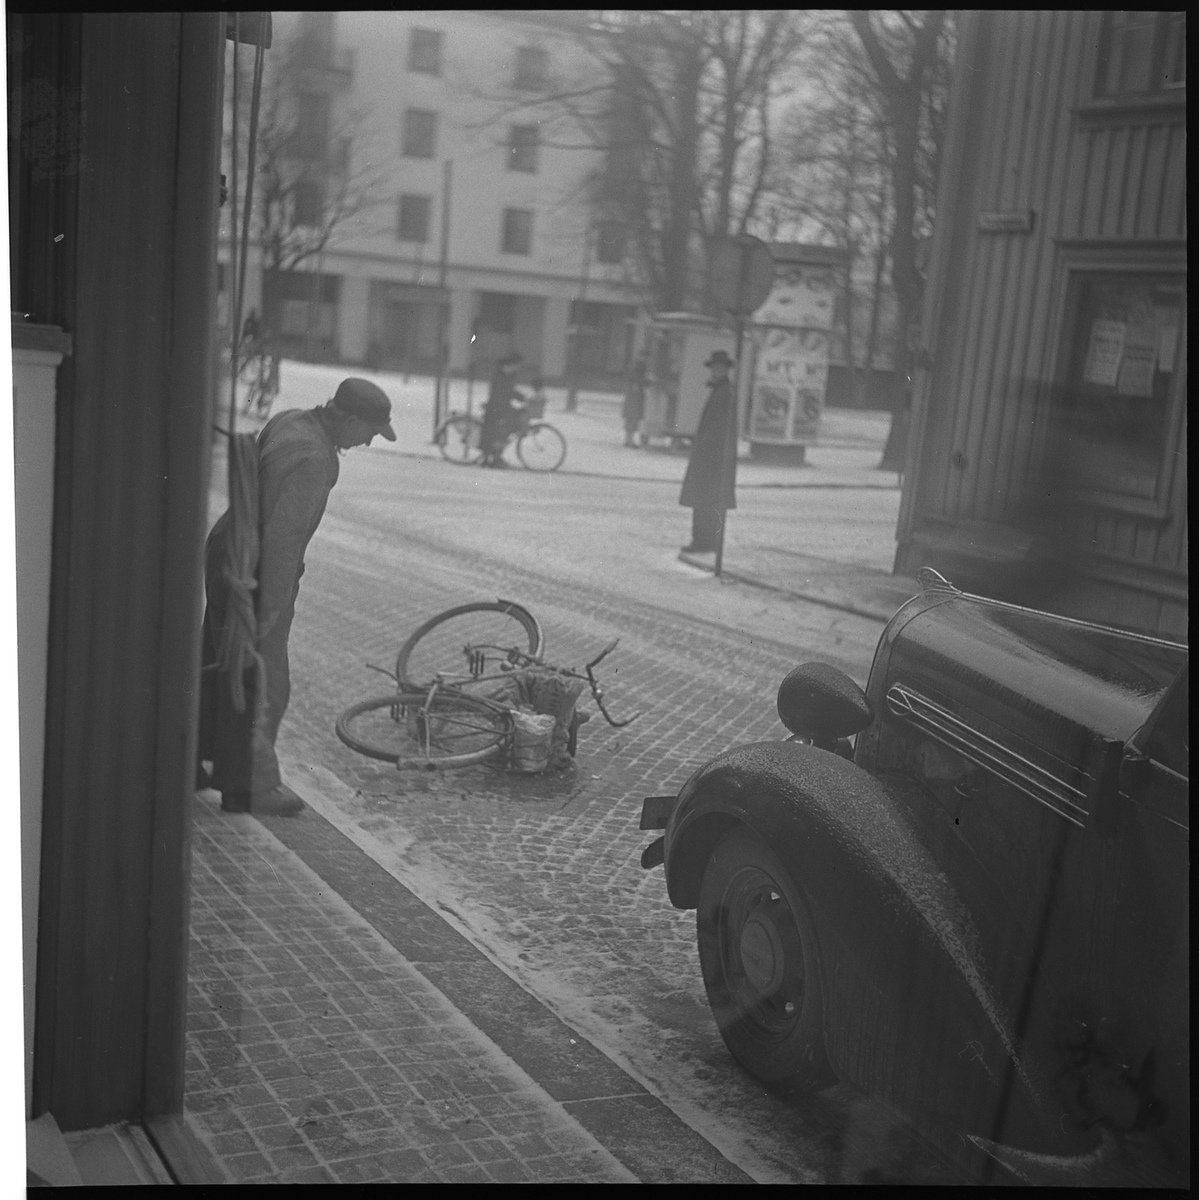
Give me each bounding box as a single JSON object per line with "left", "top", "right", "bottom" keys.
{"left": 709, "top": 234, "right": 775, "bottom": 315}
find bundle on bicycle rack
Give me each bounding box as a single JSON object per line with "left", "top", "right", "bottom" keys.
{"left": 486, "top": 665, "right": 590, "bottom": 772}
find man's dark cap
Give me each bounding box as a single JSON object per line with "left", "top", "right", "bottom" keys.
{"left": 705, "top": 350, "right": 734, "bottom": 368}
{"left": 332, "top": 377, "right": 397, "bottom": 440}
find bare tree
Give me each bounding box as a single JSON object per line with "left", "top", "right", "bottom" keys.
{"left": 465, "top": 11, "right": 809, "bottom": 315}
{"left": 846, "top": 10, "right": 954, "bottom": 468}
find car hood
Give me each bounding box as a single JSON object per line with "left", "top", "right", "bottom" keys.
{"left": 875, "top": 594, "right": 1186, "bottom": 806}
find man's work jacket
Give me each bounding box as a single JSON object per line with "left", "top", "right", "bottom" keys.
{"left": 253, "top": 408, "right": 340, "bottom": 637}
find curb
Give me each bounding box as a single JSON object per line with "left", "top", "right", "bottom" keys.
{"left": 677, "top": 551, "right": 917, "bottom": 624}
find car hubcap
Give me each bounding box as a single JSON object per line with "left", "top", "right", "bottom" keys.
{"left": 740, "top": 910, "right": 784, "bottom": 995}
{"left": 723, "top": 870, "right": 805, "bottom": 1037}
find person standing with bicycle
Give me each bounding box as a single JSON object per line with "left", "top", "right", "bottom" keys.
{"left": 479, "top": 351, "right": 523, "bottom": 467}
{"left": 197, "top": 377, "right": 396, "bottom": 816}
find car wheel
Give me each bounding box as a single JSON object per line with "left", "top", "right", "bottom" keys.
{"left": 697, "top": 830, "right": 833, "bottom": 1088}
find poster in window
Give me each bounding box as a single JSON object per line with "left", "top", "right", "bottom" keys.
{"left": 1082, "top": 319, "right": 1125, "bottom": 387}
{"left": 1116, "top": 317, "right": 1158, "bottom": 397}
{"left": 1154, "top": 306, "right": 1179, "bottom": 373}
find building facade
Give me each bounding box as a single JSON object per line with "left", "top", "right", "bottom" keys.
{"left": 897, "top": 10, "right": 1186, "bottom": 638}
{"left": 224, "top": 10, "right": 642, "bottom": 384}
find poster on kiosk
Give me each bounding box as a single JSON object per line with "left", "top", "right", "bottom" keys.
{"left": 745, "top": 259, "right": 838, "bottom": 452}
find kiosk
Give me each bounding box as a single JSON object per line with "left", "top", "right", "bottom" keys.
{"left": 639, "top": 312, "right": 735, "bottom": 448}
{"left": 743, "top": 246, "right": 843, "bottom": 457}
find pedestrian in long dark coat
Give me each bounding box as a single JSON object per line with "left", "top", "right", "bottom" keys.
{"left": 679, "top": 349, "right": 737, "bottom": 553}
{"left": 621, "top": 355, "right": 647, "bottom": 446}
{"left": 479, "top": 352, "right": 523, "bottom": 466}
{"left": 197, "top": 378, "right": 396, "bottom": 816}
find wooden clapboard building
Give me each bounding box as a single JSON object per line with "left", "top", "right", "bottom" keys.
{"left": 897, "top": 11, "right": 1186, "bottom": 638}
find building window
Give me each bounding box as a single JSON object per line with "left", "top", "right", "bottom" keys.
{"left": 408, "top": 28, "right": 443, "bottom": 75}
{"left": 501, "top": 208, "right": 533, "bottom": 255}
{"left": 402, "top": 108, "right": 438, "bottom": 158}
{"left": 294, "top": 92, "right": 330, "bottom": 160}
{"left": 397, "top": 194, "right": 431, "bottom": 243}
{"left": 595, "top": 221, "right": 625, "bottom": 264}
{"left": 1095, "top": 12, "right": 1186, "bottom": 97}
{"left": 1054, "top": 273, "right": 1184, "bottom": 500}
{"left": 513, "top": 45, "right": 548, "bottom": 90}
{"left": 507, "top": 125, "right": 540, "bottom": 173}
{"left": 294, "top": 178, "right": 324, "bottom": 228}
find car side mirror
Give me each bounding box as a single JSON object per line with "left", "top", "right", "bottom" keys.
{"left": 777, "top": 662, "right": 874, "bottom": 750}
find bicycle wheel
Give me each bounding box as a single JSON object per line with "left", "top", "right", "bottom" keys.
{"left": 517, "top": 422, "right": 567, "bottom": 472}
{"left": 439, "top": 414, "right": 485, "bottom": 465}
{"left": 396, "top": 600, "right": 544, "bottom": 691}
{"left": 336, "top": 690, "right": 512, "bottom": 769}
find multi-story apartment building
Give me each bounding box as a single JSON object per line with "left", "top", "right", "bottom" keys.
{"left": 223, "top": 10, "right": 642, "bottom": 383}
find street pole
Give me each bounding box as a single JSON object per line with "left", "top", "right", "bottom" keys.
{"left": 566, "top": 215, "right": 592, "bottom": 413}
{"left": 715, "top": 244, "right": 754, "bottom": 578}
{"left": 433, "top": 158, "right": 453, "bottom": 437}
{"left": 714, "top": 313, "right": 744, "bottom": 579}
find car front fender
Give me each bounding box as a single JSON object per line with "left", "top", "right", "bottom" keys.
{"left": 663, "top": 740, "right": 1080, "bottom": 1155}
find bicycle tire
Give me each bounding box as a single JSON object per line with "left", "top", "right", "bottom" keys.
{"left": 396, "top": 600, "right": 545, "bottom": 691}
{"left": 438, "top": 414, "right": 485, "bottom": 465}
{"left": 517, "top": 422, "right": 567, "bottom": 472}
{"left": 336, "top": 690, "right": 512, "bottom": 769}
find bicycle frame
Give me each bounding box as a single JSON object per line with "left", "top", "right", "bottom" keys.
{"left": 366, "top": 640, "right": 639, "bottom": 728}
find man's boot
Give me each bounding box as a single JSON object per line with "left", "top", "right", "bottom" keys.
{"left": 221, "top": 786, "right": 304, "bottom": 817}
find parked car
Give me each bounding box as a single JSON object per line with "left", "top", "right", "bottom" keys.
{"left": 640, "top": 570, "right": 1188, "bottom": 1186}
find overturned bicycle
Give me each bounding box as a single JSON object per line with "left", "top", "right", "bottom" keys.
{"left": 337, "top": 599, "right": 638, "bottom": 773}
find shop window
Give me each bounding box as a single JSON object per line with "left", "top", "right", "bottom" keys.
{"left": 402, "top": 108, "right": 438, "bottom": 158}
{"left": 508, "top": 125, "right": 540, "bottom": 173}
{"left": 397, "top": 194, "right": 431, "bottom": 243}
{"left": 1054, "top": 273, "right": 1184, "bottom": 501}
{"left": 514, "top": 46, "right": 548, "bottom": 90}
{"left": 1095, "top": 12, "right": 1186, "bottom": 96}
{"left": 408, "top": 27, "right": 443, "bottom": 75}
{"left": 294, "top": 178, "right": 324, "bottom": 228}
{"left": 595, "top": 220, "right": 626, "bottom": 264}
{"left": 294, "top": 92, "right": 330, "bottom": 160}
{"left": 501, "top": 208, "right": 533, "bottom": 255}
{"left": 479, "top": 291, "right": 517, "bottom": 333}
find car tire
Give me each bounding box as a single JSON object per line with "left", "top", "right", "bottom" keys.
{"left": 697, "top": 829, "right": 834, "bottom": 1089}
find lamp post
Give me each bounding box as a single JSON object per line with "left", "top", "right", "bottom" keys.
{"left": 432, "top": 157, "right": 453, "bottom": 436}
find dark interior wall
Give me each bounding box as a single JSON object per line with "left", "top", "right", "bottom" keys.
{"left": 31, "top": 13, "right": 222, "bottom": 1129}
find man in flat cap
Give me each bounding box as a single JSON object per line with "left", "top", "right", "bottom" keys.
{"left": 679, "top": 349, "right": 737, "bottom": 553}
{"left": 197, "top": 378, "right": 396, "bottom": 816}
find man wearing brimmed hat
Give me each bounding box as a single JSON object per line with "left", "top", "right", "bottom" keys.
{"left": 679, "top": 348, "right": 737, "bottom": 552}
{"left": 197, "top": 378, "right": 396, "bottom": 816}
